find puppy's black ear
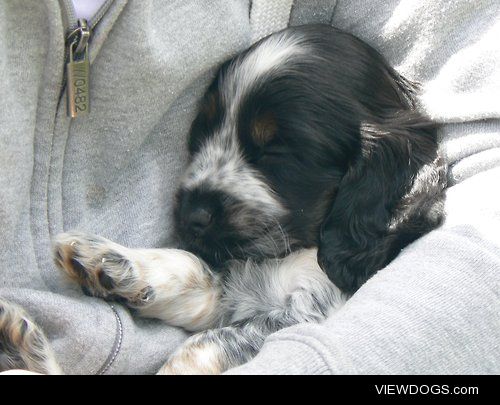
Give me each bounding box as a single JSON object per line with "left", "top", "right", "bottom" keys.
{"left": 318, "top": 114, "right": 446, "bottom": 294}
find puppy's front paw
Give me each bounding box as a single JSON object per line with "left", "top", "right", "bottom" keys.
{"left": 53, "top": 232, "right": 154, "bottom": 306}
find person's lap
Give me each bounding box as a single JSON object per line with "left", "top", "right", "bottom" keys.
{"left": 1, "top": 0, "right": 499, "bottom": 374}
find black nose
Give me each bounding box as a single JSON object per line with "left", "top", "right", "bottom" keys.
{"left": 187, "top": 207, "right": 213, "bottom": 235}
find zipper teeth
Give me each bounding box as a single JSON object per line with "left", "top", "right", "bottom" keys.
{"left": 89, "top": 0, "right": 115, "bottom": 31}
{"left": 59, "top": 0, "right": 76, "bottom": 33}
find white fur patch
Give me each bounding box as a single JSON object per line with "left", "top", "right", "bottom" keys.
{"left": 224, "top": 31, "right": 309, "bottom": 120}
{"left": 222, "top": 249, "right": 347, "bottom": 324}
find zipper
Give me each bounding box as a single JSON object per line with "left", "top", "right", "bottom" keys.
{"left": 47, "top": 0, "right": 125, "bottom": 375}
{"left": 66, "top": 18, "right": 91, "bottom": 118}
{"left": 62, "top": 0, "right": 115, "bottom": 118}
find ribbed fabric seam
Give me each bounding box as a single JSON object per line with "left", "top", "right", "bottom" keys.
{"left": 96, "top": 303, "right": 124, "bottom": 375}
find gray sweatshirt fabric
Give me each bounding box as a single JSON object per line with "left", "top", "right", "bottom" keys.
{"left": 0, "top": 0, "right": 499, "bottom": 375}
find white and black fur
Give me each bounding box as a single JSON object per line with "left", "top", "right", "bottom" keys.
{"left": 0, "top": 25, "right": 446, "bottom": 374}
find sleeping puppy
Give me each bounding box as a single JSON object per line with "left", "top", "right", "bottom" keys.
{"left": 0, "top": 24, "right": 446, "bottom": 374}
{"left": 177, "top": 24, "right": 446, "bottom": 293}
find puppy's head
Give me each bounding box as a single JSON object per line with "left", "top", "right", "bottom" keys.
{"left": 174, "top": 28, "right": 340, "bottom": 265}
{"left": 174, "top": 25, "right": 435, "bottom": 271}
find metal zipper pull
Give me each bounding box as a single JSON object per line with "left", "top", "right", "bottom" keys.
{"left": 66, "top": 19, "right": 91, "bottom": 118}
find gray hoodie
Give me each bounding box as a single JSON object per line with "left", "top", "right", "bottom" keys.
{"left": 0, "top": 0, "right": 499, "bottom": 374}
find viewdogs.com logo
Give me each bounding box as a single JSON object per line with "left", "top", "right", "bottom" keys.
{"left": 375, "top": 385, "right": 479, "bottom": 396}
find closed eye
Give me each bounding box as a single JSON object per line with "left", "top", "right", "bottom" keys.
{"left": 250, "top": 145, "right": 289, "bottom": 165}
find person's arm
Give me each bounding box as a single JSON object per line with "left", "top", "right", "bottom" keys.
{"left": 225, "top": 159, "right": 500, "bottom": 374}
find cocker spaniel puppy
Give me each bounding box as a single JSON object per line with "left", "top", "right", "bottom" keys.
{"left": 0, "top": 25, "right": 446, "bottom": 375}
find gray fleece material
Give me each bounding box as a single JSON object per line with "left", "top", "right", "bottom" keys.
{"left": 0, "top": 0, "right": 499, "bottom": 374}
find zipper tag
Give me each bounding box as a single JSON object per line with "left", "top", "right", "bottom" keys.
{"left": 66, "top": 19, "right": 91, "bottom": 118}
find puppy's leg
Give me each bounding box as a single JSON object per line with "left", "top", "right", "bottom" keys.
{"left": 0, "top": 299, "right": 62, "bottom": 374}
{"left": 53, "top": 232, "right": 222, "bottom": 331}
{"left": 157, "top": 325, "right": 263, "bottom": 375}
{"left": 159, "top": 250, "right": 347, "bottom": 375}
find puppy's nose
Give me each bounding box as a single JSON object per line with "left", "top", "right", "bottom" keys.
{"left": 187, "top": 207, "right": 213, "bottom": 235}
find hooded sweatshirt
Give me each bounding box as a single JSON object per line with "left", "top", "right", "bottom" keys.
{"left": 0, "top": 0, "right": 499, "bottom": 374}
